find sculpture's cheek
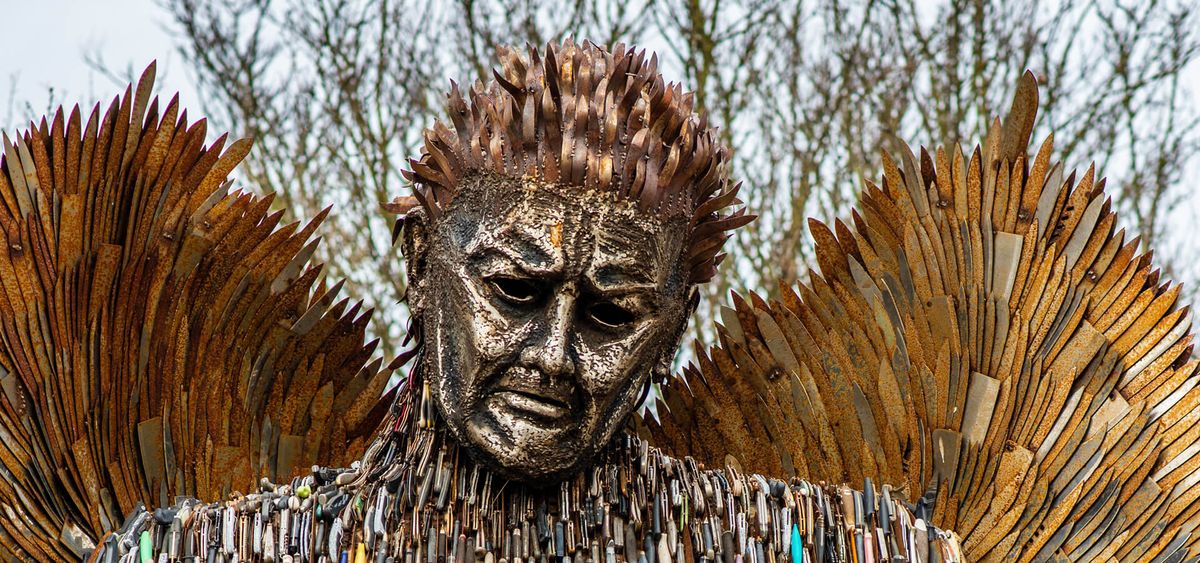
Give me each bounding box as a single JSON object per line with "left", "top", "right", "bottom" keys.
{"left": 576, "top": 320, "right": 659, "bottom": 386}
{"left": 573, "top": 344, "right": 629, "bottom": 405}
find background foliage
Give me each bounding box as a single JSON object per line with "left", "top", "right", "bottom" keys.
{"left": 80, "top": 0, "right": 1200, "bottom": 360}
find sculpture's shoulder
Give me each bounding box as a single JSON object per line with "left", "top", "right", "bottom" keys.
{"left": 0, "top": 63, "right": 393, "bottom": 560}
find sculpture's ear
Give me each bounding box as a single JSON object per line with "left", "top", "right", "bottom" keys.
{"left": 638, "top": 287, "right": 698, "bottom": 409}
{"left": 401, "top": 210, "right": 430, "bottom": 311}
{"left": 652, "top": 287, "right": 700, "bottom": 383}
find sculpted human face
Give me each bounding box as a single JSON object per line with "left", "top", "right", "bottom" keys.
{"left": 406, "top": 175, "right": 693, "bottom": 481}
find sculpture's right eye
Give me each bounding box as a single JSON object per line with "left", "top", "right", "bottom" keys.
{"left": 488, "top": 277, "right": 543, "bottom": 306}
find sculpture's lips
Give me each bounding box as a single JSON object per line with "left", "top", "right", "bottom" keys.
{"left": 489, "top": 367, "right": 577, "bottom": 422}
{"left": 493, "top": 389, "right": 571, "bottom": 421}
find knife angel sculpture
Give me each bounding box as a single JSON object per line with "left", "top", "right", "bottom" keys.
{"left": 0, "top": 52, "right": 1197, "bottom": 562}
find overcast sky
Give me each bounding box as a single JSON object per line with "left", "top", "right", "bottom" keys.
{"left": 5, "top": 1, "right": 1199, "bottom": 122}
{"left": 5, "top": 1, "right": 1200, "bottom": 131}
{"left": 0, "top": 0, "right": 200, "bottom": 127}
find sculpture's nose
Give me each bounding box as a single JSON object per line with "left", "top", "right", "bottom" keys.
{"left": 523, "top": 285, "right": 576, "bottom": 378}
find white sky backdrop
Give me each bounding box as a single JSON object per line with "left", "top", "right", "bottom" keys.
{"left": 1, "top": 0, "right": 201, "bottom": 127}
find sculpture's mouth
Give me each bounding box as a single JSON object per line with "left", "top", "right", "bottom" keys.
{"left": 488, "top": 367, "right": 578, "bottom": 423}
{"left": 492, "top": 389, "right": 571, "bottom": 420}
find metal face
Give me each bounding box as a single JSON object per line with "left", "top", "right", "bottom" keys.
{"left": 406, "top": 173, "right": 693, "bottom": 481}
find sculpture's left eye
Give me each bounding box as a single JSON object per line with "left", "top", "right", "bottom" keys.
{"left": 488, "top": 277, "right": 543, "bottom": 306}
{"left": 586, "top": 301, "right": 636, "bottom": 329}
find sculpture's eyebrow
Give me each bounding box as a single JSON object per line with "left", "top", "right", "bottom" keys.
{"left": 468, "top": 226, "right": 559, "bottom": 273}
{"left": 587, "top": 259, "right": 657, "bottom": 293}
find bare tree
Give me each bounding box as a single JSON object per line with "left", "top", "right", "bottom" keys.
{"left": 156, "top": 0, "right": 659, "bottom": 359}
{"left": 4, "top": 75, "right": 71, "bottom": 136}
{"left": 644, "top": 0, "right": 1200, "bottom": 341}
{"left": 153, "top": 0, "right": 1199, "bottom": 357}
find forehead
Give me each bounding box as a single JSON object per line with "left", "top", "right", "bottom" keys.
{"left": 441, "top": 176, "right": 686, "bottom": 281}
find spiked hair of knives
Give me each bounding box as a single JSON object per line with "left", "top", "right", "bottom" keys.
{"left": 647, "top": 71, "right": 1200, "bottom": 560}
{"left": 394, "top": 39, "right": 752, "bottom": 284}
{"left": 0, "top": 63, "right": 392, "bottom": 560}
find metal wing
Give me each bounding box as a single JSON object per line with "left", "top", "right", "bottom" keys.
{"left": 0, "top": 64, "right": 393, "bottom": 559}
{"left": 648, "top": 71, "right": 1200, "bottom": 561}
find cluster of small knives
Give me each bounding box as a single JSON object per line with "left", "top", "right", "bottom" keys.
{"left": 94, "top": 418, "right": 961, "bottom": 563}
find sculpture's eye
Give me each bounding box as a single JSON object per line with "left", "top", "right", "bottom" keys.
{"left": 489, "top": 277, "right": 543, "bottom": 306}
{"left": 586, "top": 301, "right": 636, "bottom": 329}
